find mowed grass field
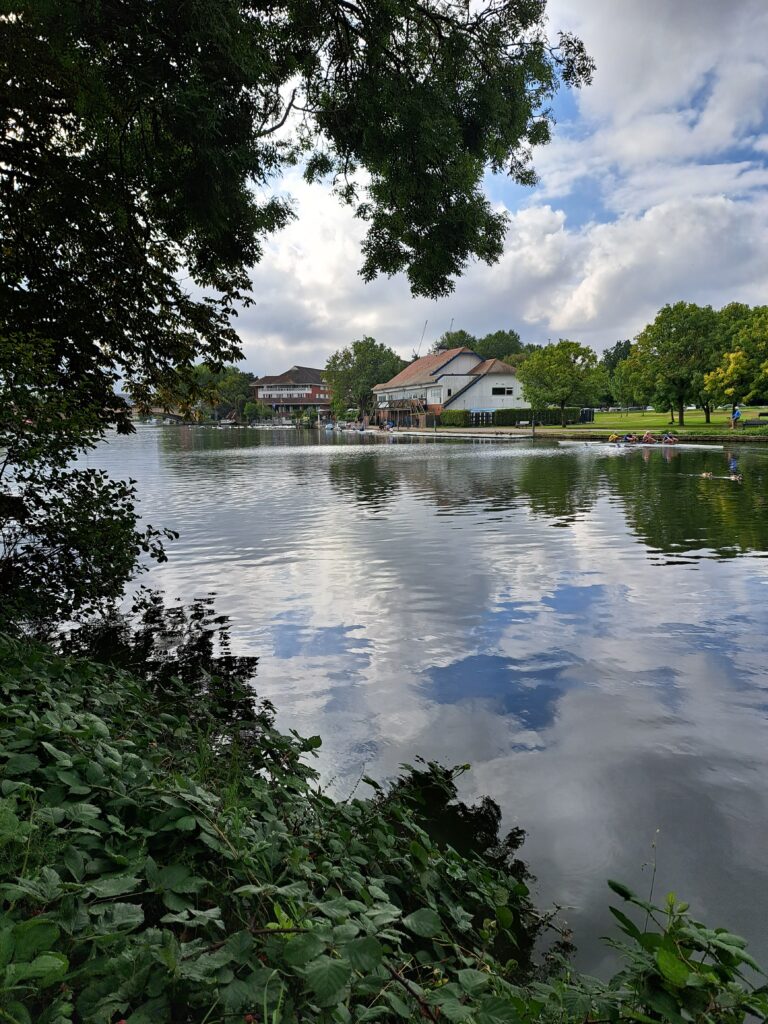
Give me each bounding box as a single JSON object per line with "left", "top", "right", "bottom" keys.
{"left": 562, "top": 407, "right": 768, "bottom": 434}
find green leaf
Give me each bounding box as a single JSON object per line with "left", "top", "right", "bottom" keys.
{"left": 643, "top": 986, "right": 685, "bottom": 1022}
{"left": 283, "top": 932, "right": 326, "bottom": 967}
{"left": 40, "top": 742, "right": 71, "bottom": 765}
{"left": 0, "top": 929, "right": 13, "bottom": 968}
{"left": 174, "top": 815, "right": 198, "bottom": 831}
{"left": 607, "top": 879, "right": 636, "bottom": 901}
{"left": 409, "top": 840, "right": 429, "bottom": 866}
{"left": 384, "top": 991, "right": 412, "bottom": 1017}
{"left": 62, "top": 845, "right": 85, "bottom": 881}
{"left": 86, "top": 874, "right": 141, "bottom": 898}
{"left": 496, "top": 905, "right": 514, "bottom": 929}
{"left": 457, "top": 968, "right": 489, "bottom": 994}
{"left": 609, "top": 905, "right": 643, "bottom": 941}
{"left": 220, "top": 971, "right": 279, "bottom": 1012}
{"left": 474, "top": 995, "right": 521, "bottom": 1024}
{"left": 9, "top": 951, "right": 68, "bottom": 985}
{"left": 12, "top": 919, "right": 59, "bottom": 962}
{"left": 402, "top": 908, "right": 442, "bottom": 938}
{"left": 655, "top": 947, "right": 692, "bottom": 987}
{"left": 89, "top": 901, "right": 144, "bottom": 932}
{"left": 4, "top": 754, "right": 40, "bottom": 775}
{"left": 355, "top": 1008, "right": 390, "bottom": 1022}
{"left": 713, "top": 930, "right": 748, "bottom": 949}
{"left": 4, "top": 1002, "right": 32, "bottom": 1024}
{"left": 438, "top": 1000, "right": 475, "bottom": 1023}
{"left": 346, "top": 936, "right": 383, "bottom": 972}
{"left": 155, "top": 864, "right": 204, "bottom": 893}
{"left": 305, "top": 955, "right": 352, "bottom": 1006}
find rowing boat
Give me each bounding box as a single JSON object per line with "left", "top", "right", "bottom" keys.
{"left": 558, "top": 440, "right": 724, "bottom": 451}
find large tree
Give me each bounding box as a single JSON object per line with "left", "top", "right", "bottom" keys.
{"left": 705, "top": 306, "right": 768, "bottom": 409}
{"left": 475, "top": 329, "right": 524, "bottom": 362}
{"left": 2, "top": 1, "right": 593, "bottom": 426}
{"left": 517, "top": 339, "right": 605, "bottom": 426}
{"left": 0, "top": 0, "right": 591, "bottom": 629}
{"left": 325, "top": 337, "right": 406, "bottom": 417}
{"left": 633, "top": 302, "right": 722, "bottom": 426}
{"left": 431, "top": 329, "right": 478, "bottom": 353}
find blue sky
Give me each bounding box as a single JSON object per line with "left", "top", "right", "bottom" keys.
{"left": 237, "top": 0, "right": 768, "bottom": 375}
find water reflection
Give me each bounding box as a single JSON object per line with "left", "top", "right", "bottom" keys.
{"left": 97, "top": 426, "right": 768, "bottom": 968}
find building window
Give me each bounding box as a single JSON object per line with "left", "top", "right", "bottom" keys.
{"left": 506, "top": 388, "right": 515, "bottom": 395}
{"left": 491, "top": 386, "right": 505, "bottom": 395}
{"left": 447, "top": 389, "right": 452, "bottom": 397}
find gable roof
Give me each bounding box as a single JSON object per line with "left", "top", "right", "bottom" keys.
{"left": 253, "top": 365, "right": 325, "bottom": 387}
{"left": 470, "top": 358, "right": 517, "bottom": 376}
{"left": 372, "top": 347, "right": 478, "bottom": 391}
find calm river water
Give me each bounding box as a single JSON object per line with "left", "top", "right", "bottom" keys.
{"left": 94, "top": 425, "right": 768, "bottom": 969}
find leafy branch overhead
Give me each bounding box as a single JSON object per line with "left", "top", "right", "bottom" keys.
{"left": 2, "top": 0, "right": 593, "bottom": 429}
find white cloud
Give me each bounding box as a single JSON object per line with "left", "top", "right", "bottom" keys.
{"left": 235, "top": 0, "right": 768, "bottom": 372}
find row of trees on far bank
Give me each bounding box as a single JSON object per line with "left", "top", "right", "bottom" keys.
{"left": 323, "top": 302, "right": 768, "bottom": 426}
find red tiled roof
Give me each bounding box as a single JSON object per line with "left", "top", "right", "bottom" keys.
{"left": 470, "top": 358, "right": 517, "bottom": 376}
{"left": 372, "top": 348, "right": 476, "bottom": 390}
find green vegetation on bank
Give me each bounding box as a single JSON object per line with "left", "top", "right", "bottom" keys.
{"left": 1, "top": 603, "right": 766, "bottom": 1024}
{"left": 562, "top": 408, "right": 768, "bottom": 435}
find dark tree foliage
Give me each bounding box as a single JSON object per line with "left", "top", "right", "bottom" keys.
{"left": 475, "top": 328, "right": 524, "bottom": 361}
{"left": 431, "top": 328, "right": 479, "bottom": 353}
{"left": 600, "top": 339, "right": 631, "bottom": 375}
{"left": 0, "top": 339, "right": 174, "bottom": 634}
{"left": 1, "top": 2, "right": 591, "bottom": 627}
{"left": 2, "top": 0, "right": 593, "bottom": 428}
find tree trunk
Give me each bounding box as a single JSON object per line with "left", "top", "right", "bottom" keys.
{"left": 703, "top": 403, "right": 711, "bottom": 424}
{"left": 560, "top": 402, "right": 566, "bottom": 428}
{"left": 669, "top": 407, "right": 675, "bottom": 425}
{"left": 677, "top": 400, "right": 685, "bottom": 427}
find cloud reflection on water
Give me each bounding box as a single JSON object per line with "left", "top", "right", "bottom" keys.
{"left": 100, "top": 427, "right": 768, "bottom": 968}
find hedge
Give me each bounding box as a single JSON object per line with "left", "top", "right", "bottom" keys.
{"left": 439, "top": 409, "right": 471, "bottom": 427}
{"left": 493, "top": 407, "right": 583, "bottom": 426}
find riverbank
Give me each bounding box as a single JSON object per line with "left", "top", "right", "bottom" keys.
{"left": 388, "top": 425, "right": 766, "bottom": 443}
{"left": 2, "top": 631, "right": 765, "bottom": 1023}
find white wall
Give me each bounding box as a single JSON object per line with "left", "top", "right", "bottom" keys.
{"left": 447, "top": 373, "right": 530, "bottom": 411}
{"left": 437, "top": 352, "right": 482, "bottom": 376}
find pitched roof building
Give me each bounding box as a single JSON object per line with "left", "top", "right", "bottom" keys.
{"left": 372, "top": 348, "right": 529, "bottom": 423}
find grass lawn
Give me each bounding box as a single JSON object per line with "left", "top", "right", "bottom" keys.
{"left": 561, "top": 407, "right": 768, "bottom": 434}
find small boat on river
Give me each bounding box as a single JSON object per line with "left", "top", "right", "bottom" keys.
{"left": 558, "top": 440, "right": 724, "bottom": 451}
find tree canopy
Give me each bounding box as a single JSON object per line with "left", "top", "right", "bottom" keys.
{"left": 632, "top": 302, "right": 723, "bottom": 425}
{"left": 705, "top": 306, "right": 768, "bottom": 408}
{"left": 1, "top": 1, "right": 591, "bottom": 630}
{"left": 157, "top": 365, "right": 255, "bottom": 422}
{"left": 325, "top": 337, "right": 406, "bottom": 417}
{"left": 432, "top": 327, "right": 524, "bottom": 361}
{"left": 517, "top": 339, "right": 605, "bottom": 426}
{"left": 431, "top": 328, "right": 478, "bottom": 353}
{"left": 2, "top": 0, "right": 593, "bottom": 428}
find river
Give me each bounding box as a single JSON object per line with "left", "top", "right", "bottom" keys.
{"left": 92, "top": 424, "right": 768, "bottom": 970}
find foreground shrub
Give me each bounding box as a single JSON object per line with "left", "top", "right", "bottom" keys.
{"left": 1, "top": 631, "right": 765, "bottom": 1023}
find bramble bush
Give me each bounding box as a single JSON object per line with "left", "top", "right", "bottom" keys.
{"left": 1, "top": 603, "right": 766, "bottom": 1023}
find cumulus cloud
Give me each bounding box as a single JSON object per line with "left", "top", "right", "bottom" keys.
{"left": 237, "top": 0, "right": 768, "bottom": 372}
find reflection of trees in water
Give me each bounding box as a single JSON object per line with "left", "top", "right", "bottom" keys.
{"left": 367, "top": 450, "right": 602, "bottom": 524}
{"left": 330, "top": 446, "right": 768, "bottom": 560}
{"left": 517, "top": 455, "right": 602, "bottom": 523}
{"left": 602, "top": 452, "right": 768, "bottom": 558}
{"left": 153, "top": 428, "right": 768, "bottom": 560}
{"left": 327, "top": 454, "right": 402, "bottom": 509}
